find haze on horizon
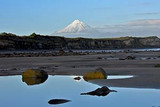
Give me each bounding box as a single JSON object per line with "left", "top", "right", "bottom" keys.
{"left": 0, "top": 0, "right": 160, "bottom": 38}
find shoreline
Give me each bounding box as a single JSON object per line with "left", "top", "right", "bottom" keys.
{"left": 0, "top": 51, "right": 160, "bottom": 77}
{"left": 0, "top": 48, "right": 160, "bottom": 58}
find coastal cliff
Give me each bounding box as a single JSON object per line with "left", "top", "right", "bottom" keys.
{"left": 0, "top": 33, "right": 160, "bottom": 50}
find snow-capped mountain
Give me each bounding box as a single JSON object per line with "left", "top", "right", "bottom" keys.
{"left": 53, "top": 20, "right": 99, "bottom": 37}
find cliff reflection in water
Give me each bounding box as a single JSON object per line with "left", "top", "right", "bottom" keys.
{"left": 22, "top": 69, "right": 48, "bottom": 85}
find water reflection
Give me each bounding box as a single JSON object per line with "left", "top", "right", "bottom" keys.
{"left": 1, "top": 73, "right": 160, "bottom": 107}
{"left": 22, "top": 69, "right": 48, "bottom": 85}
{"left": 81, "top": 86, "right": 117, "bottom": 96}
{"left": 22, "top": 77, "right": 48, "bottom": 85}
{"left": 88, "top": 75, "right": 160, "bottom": 89}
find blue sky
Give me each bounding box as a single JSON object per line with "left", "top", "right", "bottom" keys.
{"left": 0, "top": 0, "right": 160, "bottom": 36}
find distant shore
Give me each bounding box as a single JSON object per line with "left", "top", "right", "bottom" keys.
{"left": 0, "top": 48, "right": 160, "bottom": 58}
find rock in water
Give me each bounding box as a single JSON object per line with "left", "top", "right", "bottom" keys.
{"left": 22, "top": 69, "right": 48, "bottom": 85}
{"left": 48, "top": 99, "right": 70, "bottom": 105}
{"left": 81, "top": 86, "right": 117, "bottom": 96}
{"left": 83, "top": 67, "right": 107, "bottom": 81}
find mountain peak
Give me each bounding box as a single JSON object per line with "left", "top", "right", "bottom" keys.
{"left": 53, "top": 20, "right": 100, "bottom": 37}
{"left": 72, "top": 19, "right": 81, "bottom": 24}
{"left": 55, "top": 20, "right": 92, "bottom": 34}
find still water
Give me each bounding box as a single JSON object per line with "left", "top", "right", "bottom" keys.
{"left": 0, "top": 75, "right": 160, "bottom": 107}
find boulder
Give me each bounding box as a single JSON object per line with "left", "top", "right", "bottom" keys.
{"left": 83, "top": 67, "right": 107, "bottom": 81}
{"left": 22, "top": 69, "right": 48, "bottom": 78}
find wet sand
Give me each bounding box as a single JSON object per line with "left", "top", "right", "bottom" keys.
{"left": 0, "top": 51, "right": 160, "bottom": 76}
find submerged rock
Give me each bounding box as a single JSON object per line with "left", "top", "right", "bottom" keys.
{"left": 81, "top": 86, "right": 117, "bottom": 96}
{"left": 48, "top": 99, "right": 70, "bottom": 105}
{"left": 83, "top": 67, "right": 107, "bottom": 81}
{"left": 22, "top": 69, "right": 48, "bottom": 85}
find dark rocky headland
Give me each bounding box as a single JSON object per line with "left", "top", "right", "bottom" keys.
{"left": 0, "top": 32, "right": 160, "bottom": 50}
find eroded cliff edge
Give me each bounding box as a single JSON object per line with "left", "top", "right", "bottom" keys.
{"left": 0, "top": 33, "right": 160, "bottom": 50}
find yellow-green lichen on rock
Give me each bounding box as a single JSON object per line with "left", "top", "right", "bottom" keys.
{"left": 22, "top": 69, "right": 48, "bottom": 78}
{"left": 22, "top": 69, "right": 48, "bottom": 85}
{"left": 83, "top": 67, "right": 107, "bottom": 81}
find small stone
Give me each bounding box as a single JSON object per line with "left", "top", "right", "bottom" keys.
{"left": 74, "top": 77, "right": 81, "bottom": 80}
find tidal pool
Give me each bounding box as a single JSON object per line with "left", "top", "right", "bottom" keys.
{"left": 0, "top": 75, "right": 160, "bottom": 107}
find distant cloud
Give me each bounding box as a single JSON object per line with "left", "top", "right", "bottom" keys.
{"left": 96, "top": 19, "right": 160, "bottom": 37}
{"left": 135, "top": 12, "right": 160, "bottom": 16}
{"left": 137, "top": 2, "right": 154, "bottom": 7}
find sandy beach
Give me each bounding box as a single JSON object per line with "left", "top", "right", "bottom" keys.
{"left": 0, "top": 51, "right": 160, "bottom": 77}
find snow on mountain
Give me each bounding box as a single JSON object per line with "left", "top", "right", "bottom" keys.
{"left": 53, "top": 20, "right": 100, "bottom": 37}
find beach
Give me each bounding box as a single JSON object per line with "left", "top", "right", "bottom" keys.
{"left": 0, "top": 51, "right": 160, "bottom": 76}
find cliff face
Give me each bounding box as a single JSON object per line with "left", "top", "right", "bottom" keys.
{"left": 0, "top": 33, "right": 160, "bottom": 50}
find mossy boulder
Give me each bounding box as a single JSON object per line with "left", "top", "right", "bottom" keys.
{"left": 83, "top": 67, "right": 107, "bottom": 81}
{"left": 22, "top": 69, "right": 48, "bottom": 78}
